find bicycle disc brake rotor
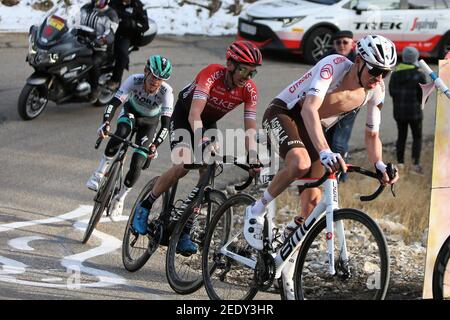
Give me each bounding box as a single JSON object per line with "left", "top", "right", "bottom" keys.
{"left": 335, "top": 257, "right": 352, "bottom": 281}
{"left": 254, "top": 252, "right": 275, "bottom": 291}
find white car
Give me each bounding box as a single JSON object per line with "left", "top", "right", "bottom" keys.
{"left": 237, "top": 0, "right": 450, "bottom": 64}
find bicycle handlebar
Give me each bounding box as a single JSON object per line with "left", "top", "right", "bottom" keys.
{"left": 182, "top": 155, "right": 259, "bottom": 191}
{"left": 300, "top": 165, "right": 394, "bottom": 202}
{"left": 94, "top": 133, "right": 149, "bottom": 154}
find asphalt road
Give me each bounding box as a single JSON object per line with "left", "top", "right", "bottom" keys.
{"left": 0, "top": 33, "right": 437, "bottom": 300}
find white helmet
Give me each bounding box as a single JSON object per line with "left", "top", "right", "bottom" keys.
{"left": 356, "top": 35, "right": 397, "bottom": 70}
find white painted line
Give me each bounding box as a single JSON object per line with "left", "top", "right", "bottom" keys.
{"left": 8, "top": 236, "right": 46, "bottom": 251}
{"left": 63, "top": 216, "right": 129, "bottom": 288}
{"left": 41, "top": 277, "right": 63, "bottom": 282}
{"left": 0, "top": 205, "right": 92, "bottom": 233}
{"left": 0, "top": 256, "right": 27, "bottom": 275}
{"left": 0, "top": 206, "right": 163, "bottom": 299}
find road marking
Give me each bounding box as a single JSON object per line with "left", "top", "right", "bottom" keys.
{"left": 41, "top": 277, "right": 63, "bottom": 282}
{"left": 0, "top": 256, "right": 27, "bottom": 275}
{"left": 0, "top": 205, "right": 127, "bottom": 288}
{"left": 0, "top": 205, "right": 93, "bottom": 233}
{"left": 8, "top": 236, "right": 46, "bottom": 251}
{"left": 64, "top": 215, "right": 129, "bottom": 288}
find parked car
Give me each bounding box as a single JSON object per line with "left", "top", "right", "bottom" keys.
{"left": 237, "top": 0, "right": 450, "bottom": 64}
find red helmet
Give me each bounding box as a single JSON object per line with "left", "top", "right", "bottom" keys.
{"left": 226, "top": 41, "right": 262, "bottom": 66}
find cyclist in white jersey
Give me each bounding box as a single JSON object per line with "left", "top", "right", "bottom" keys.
{"left": 244, "top": 34, "right": 400, "bottom": 253}
{"left": 86, "top": 55, "right": 174, "bottom": 221}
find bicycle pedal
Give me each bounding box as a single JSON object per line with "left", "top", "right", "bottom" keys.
{"left": 176, "top": 250, "right": 194, "bottom": 257}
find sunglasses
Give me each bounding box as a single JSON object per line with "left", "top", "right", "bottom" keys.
{"left": 237, "top": 65, "right": 258, "bottom": 79}
{"left": 334, "top": 39, "right": 350, "bottom": 45}
{"left": 366, "top": 63, "right": 391, "bottom": 78}
{"left": 145, "top": 67, "right": 169, "bottom": 81}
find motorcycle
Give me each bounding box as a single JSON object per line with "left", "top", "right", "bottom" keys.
{"left": 18, "top": 7, "right": 157, "bottom": 121}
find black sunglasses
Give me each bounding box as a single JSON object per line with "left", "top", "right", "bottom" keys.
{"left": 335, "top": 39, "right": 350, "bottom": 45}
{"left": 366, "top": 63, "right": 391, "bottom": 78}
{"left": 237, "top": 65, "right": 258, "bottom": 79}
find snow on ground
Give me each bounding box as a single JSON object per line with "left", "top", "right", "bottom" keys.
{"left": 0, "top": 0, "right": 246, "bottom": 34}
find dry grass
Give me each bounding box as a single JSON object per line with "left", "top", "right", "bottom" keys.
{"left": 277, "top": 139, "right": 434, "bottom": 244}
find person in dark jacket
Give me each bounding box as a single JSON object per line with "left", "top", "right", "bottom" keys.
{"left": 323, "top": 30, "right": 357, "bottom": 181}
{"left": 389, "top": 46, "right": 427, "bottom": 174}
{"left": 80, "top": 0, "right": 119, "bottom": 101}
{"left": 108, "top": 0, "right": 149, "bottom": 90}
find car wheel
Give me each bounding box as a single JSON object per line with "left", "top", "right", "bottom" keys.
{"left": 303, "top": 27, "right": 334, "bottom": 65}
{"left": 440, "top": 33, "right": 450, "bottom": 59}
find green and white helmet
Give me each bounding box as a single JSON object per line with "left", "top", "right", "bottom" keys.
{"left": 145, "top": 55, "right": 172, "bottom": 80}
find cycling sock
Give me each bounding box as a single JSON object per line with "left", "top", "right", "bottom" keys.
{"left": 251, "top": 190, "right": 274, "bottom": 217}
{"left": 142, "top": 191, "right": 158, "bottom": 209}
{"left": 96, "top": 155, "right": 113, "bottom": 175}
{"left": 118, "top": 186, "right": 132, "bottom": 202}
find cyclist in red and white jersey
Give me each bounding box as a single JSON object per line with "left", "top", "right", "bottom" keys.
{"left": 244, "top": 35, "right": 400, "bottom": 252}
{"left": 132, "top": 41, "right": 263, "bottom": 254}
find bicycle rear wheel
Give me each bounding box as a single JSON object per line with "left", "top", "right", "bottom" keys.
{"left": 165, "top": 189, "right": 227, "bottom": 294}
{"left": 202, "top": 194, "right": 259, "bottom": 300}
{"left": 433, "top": 235, "right": 450, "bottom": 299}
{"left": 294, "top": 208, "right": 389, "bottom": 300}
{"left": 122, "top": 176, "right": 165, "bottom": 272}
{"left": 82, "top": 162, "right": 121, "bottom": 244}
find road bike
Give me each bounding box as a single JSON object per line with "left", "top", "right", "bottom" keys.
{"left": 82, "top": 130, "right": 150, "bottom": 244}
{"left": 433, "top": 234, "right": 450, "bottom": 299}
{"left": 121, "top": 155, "right": 253, "bottom": 294}
{"left": 202, "top": 164, "right": 397, "bottom": 300}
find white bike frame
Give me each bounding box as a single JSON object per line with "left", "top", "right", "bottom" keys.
{"left": 219, "top": 173, "right": 349, "bottom": 279}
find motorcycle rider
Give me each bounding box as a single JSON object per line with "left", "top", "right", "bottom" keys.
{"left": 108, "top": 0, "right": 149, "bottom": 90}
{"left": 80, "top": 0, "right": 119, "bottom": 101}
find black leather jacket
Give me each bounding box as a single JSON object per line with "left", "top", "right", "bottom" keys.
{"left": 110, "top": 0, "right": 149, "bottom": 41}
{"left": 80, "top": 4, "right": 119, "bottom": 52}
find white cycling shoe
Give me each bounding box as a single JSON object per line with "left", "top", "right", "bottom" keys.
{"left": 109, "top": 197, "right": 124, "bottom": 222}
{"left": 86, "top": 172, "right": 104, "bottom": 192}
{"left": 243, "top": 205, "right": 265, "bottom": 250}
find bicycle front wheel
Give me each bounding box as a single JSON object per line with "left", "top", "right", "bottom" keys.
{"left": 122, "top": 176, "right": 165, "bottom": 272}
{"left": 202, "top": 193, "right": 259, "bottom": 300}
{"left": 294, "top": 208, "right": 390, "bottom": 300}
{"left": 82, "top": 161, "right": 121, "bottom": 244}
{"left": 166, "top": 189, "right": 227, "bottom": 294}
{"left": 433, "top": 235, "right": 450, "bottom": 299}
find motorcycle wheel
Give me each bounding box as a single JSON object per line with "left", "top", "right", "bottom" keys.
{"left": 93, "top": 87, "right": 116, "bottom": 107}
{"left": 17, "top": 84, "right": 49, "bottom": 120}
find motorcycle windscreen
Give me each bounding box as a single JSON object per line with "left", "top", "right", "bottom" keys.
{"left": 38, "top": 15, "right": 68, "bottom": 45}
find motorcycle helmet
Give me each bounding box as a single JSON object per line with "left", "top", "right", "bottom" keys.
{"left": 92, "top": 0, "right": 109, "bottom": 9}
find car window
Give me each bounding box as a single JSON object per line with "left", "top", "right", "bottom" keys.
{"left": 351, "top": 0, "right": 402, "bottom": 10}
{"left": 436, "top": 0, "right": 450, "bottom": 8}
{"left": 305, "top": 0, "right": 341, "bottom": 4}
{"left": 407, "top": 0, "right": 434, "bottom": 9}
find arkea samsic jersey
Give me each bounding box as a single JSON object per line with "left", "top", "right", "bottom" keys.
{"left": 115, "top": 74, "right": 174, "bottom": 118}
{"left": 274, "top": 54, "right": 385, "bottom": 132}
{"left": 178, "top": 64, "right": 258, "bottom": 124}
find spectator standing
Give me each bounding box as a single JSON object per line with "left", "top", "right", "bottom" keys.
{"left": 323, "top": 30, "right": 358, "bottom": 181}
{"left": 388, "top": 46, "right": 427, "bottom": 174}
{"left": 108, "top": 0, "right": 149, "bottom": 90}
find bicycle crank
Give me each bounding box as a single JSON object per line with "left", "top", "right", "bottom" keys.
{"left": 253, "top": 252, "right": 275, "bottom": 291}
{"left": 147, "top": 219, "right": 163, "bottom": 255}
